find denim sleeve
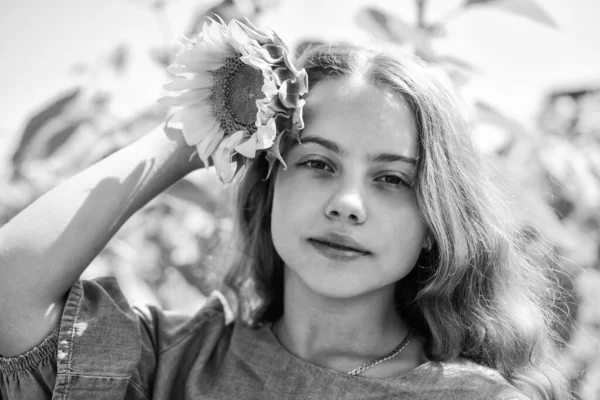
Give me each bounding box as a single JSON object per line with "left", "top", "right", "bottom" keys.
{"left": 1, "top": 278, "right": 147, "bottom": 400}
{"left": 0, "top": 326, "right": 59, "bottom": 399}
{"left": 0, "top": 277, "right": 231, "bottom": 400}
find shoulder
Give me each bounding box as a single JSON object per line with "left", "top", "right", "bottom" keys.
{"left": 412, "top": 358, "right": 531, "bottom": 400}
{"left": 134, "top": 288, "right": 234, "bottom": 354}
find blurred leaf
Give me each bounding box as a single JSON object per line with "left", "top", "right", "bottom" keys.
{"left": 435, "top": 55, "right": 480, "bottom": 73}
{"left": 517, "top": 184, "right": 572, "bottom": 249}
{"left": 354, "top": 7, "right": 417, "bottom": 44}
{"left": 43, "top": 120, "right": 86, "bottom": 158}
{"left": 158, "top": 266, "right": 208, "bottom": 312}
{"left": 152, "top": 0, "right": 166, "bottom": 10}
{"left": 432, "top": 55, "right": 480, "bottom": 87}
{"left": 473, "top": 100, "right": 535, "bottom": 155}
{"left": 184, "top": 0, "right": 246, "bottom": 39}
{"left": 490, "top": 156, "right": 574, "bottom": 250}
{"left": 100, "top": 105, "right": 166, "bottom": 145}
{"left": 465, "top": 0, "right": 558, "bottom": 29}
{"left": 126, "top": 0, "right": 167, "bottom": 10}
{"left": 109, "top": 44, "right": 129, "bottom": 74}
{"left": 70, "top": 62, "right": 88, "bottom": 75}
{"left": 426, "top": 23, "right": 448, "bottom": 38}
{"left": 252, "top": 0, "right": 283, "bottom": 12}
{"left": 164, "top": 177, "right": 219, "bottom": 214}
{"left": 476, "top": 101, "right": 527, "bottom": 134}
{"left": 150, "top": 47, "right": 173, "bottom": 69}
{"left": 11, "top": 87, "right": 81, "bottom": 170}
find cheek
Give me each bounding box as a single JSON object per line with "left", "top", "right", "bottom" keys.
{"left": 398, "top": 207, "right": 427, "bottom": 237}
{"left": 270, "top": 169, "right": 318, "bottom": 262}
{"left": 272, "top": 166, "right": 322, "bottom": 221}
{"left": 377, "top": 203, "right": 428, "bottom": 262}
{"left": 271, "top": 169, "right": 293, "bottom": 222}
{"left": 270, "top": 168, "right": 306, "bottom": 238}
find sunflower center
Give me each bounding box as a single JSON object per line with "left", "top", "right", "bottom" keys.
{"left": 211, "top": 54, "right": 265, "bottom": 136}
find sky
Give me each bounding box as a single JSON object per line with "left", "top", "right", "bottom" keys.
{"left": 1, "top": 0, "right": 599, "bottom": 138}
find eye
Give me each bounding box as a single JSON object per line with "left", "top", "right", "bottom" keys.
{"left": 299, "top": 158, "right": 334, "bottom": 172}
{"left": 375, "top": 174, "right": 409, "bottom": 188}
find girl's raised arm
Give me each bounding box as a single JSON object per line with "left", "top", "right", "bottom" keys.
{"left": 0, "top": 125, "right": 203, "bottom": 356}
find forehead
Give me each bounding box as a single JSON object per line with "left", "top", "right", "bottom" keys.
{"left": 300, "top": 77, "right": 419, "bottom": 157}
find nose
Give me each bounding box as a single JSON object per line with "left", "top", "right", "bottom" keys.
{"left": 325, "top": 185, "right": 367, "bottom": 224}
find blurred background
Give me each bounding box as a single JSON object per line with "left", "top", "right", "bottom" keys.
{"left": 1, "top": 0, "right": 599, "bottom": 397}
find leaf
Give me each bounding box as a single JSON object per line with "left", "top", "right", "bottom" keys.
{"left": 465, "top": 0, "right": 559, "bottom": 28}
{"left": 516, "top": 183, "right": 572, "bottom": 249}
{"left": 43, "top": 121, "right": 85, "bottom": 158}
{"left": 435, "top": 55, "right": 480, "bottom": 74}
{"left": 490, "top": 157, "right": 573, "bottom": 250}
{"left": 473, "top": 101, "right": 533, "bottom": 155}
{"left": 109, "top": 44, "right": 129, "bottom": 74}
{"left": 164, "top": 177, "right": 219, "bottom": 214}
{"left": 476, "top": 100, "right": 529, "bottom": 136}
{"left": 183, "top": 0, "right": 248, "bottom": 39}
{"left": 429, "top": 55, "right": 481, "bottom": 87}
{"left": 354, "top": 7, "right": 416, "bottom": 44}
{"left": 11, "top": 87, "right": 81, "bottom": 170}
{"left": 150, "top": 47, "right": 173, "bottom": 69}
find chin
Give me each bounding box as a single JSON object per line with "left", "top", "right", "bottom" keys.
{"left": 293, "top": 267, "right": 384, "bottom": 300}
{"left": 309, "top": 283, "right": 364, "bottom": 299}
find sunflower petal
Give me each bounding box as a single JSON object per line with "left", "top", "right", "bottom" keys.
{"left": 278, "top": 81, "right": 301, "bottom": 108}
{"left": 158, "top": 89, "right": 211, "bottom": 107}
{"left": 171, "top": 105, "right": 216, "bottom": 145}
{"left": 230, "top": 161, "right": 248, "bottom": 184}
{"left": 265, "top": 132, "right": 287, "bottom": 178}
{"left": 240, "top": 54, "right": 272, "bottom": 72}
{"left": 238, "top": 18, "right": 273, "bottom": 44}
{"left": 228, "top": 21, "right": 255, "bottom": 50}
{"left": 235, "top": 134, "right": 258, "bottom": 158}
{"left": 213, "top": 130, "right": 245, "bottom": 182}
{"left": 163, "top": 76, "right": 213, "bottom": 91}
{"left": 196, "top": 127, "right": 224, "bottom": 163}
{"left": 261, "top": 76, "right": 278, "bottom": 98}
{"left": 255, "top": 119, "right": 276, "bottom": 150}
{"left": 292, "top": 99, "right": 306, "bottom": 131}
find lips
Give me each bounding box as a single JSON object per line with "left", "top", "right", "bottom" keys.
{"left": 308, "top": 233, "right": 371, "bottom": 254}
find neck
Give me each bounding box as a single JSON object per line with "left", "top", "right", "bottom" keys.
{"left": 272, "top": 266, "right": 413, "bottom": 375}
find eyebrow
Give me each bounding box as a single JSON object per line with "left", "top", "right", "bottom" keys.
{"left": 294, "top": 136, "right": 418, "bottom": 165}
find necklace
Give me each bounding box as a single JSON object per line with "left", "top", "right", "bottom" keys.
{"left": 346, "top": 328, "right": 414, "bottom": 376}
{"left": 272, "top": 321, "right": 414, "bottom": 377}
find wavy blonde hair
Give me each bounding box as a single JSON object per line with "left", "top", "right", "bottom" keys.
{"left": 223, "top": 45, "right": 570, "bottom": 400}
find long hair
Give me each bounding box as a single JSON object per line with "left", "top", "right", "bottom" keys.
{"left": 223, "top": 45, "right": 569, "bottom": 400}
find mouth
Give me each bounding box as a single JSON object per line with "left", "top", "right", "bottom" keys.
{"left": 308, "top": 232, "right": 372, "bottom": 255}
{"left": 307, "top": 238, "right": 371, "bottom": 261}
{"left": 308, "top": 238, "right": 370, "bottom": 255}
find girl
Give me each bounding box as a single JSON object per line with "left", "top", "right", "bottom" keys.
{"left": 0, "top": 19, "right": 568, "bottom": 400}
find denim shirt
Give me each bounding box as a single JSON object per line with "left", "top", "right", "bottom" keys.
{"left": 0, "top": 277, "right": 530, "bottom": 400}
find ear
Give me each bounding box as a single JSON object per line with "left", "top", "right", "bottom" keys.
{"left": 422, "top": 235, "right": 432, "bottom": 251}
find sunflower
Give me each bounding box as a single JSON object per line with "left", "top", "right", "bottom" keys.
{"left": 159, "top": 17, "right": 308, "bottom": 183}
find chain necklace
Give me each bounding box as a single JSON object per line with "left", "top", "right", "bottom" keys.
{"left": 347, "top": 328, "right": 414, "bottom": 376}
{"left": 272, "top": 321, "right": 414, "bottom": 377}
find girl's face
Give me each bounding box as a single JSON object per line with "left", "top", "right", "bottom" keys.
{"left": 271, "top": 77, "right": 429, "bottom": 299}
